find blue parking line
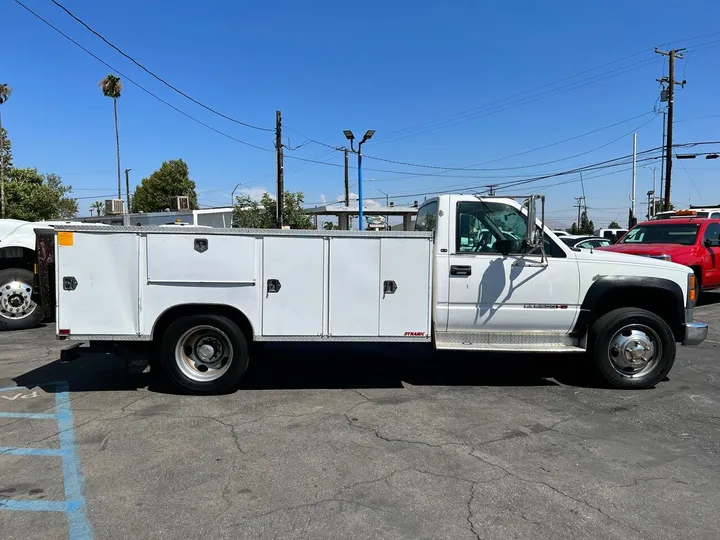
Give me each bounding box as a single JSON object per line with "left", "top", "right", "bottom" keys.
{"left": 0, "top": 381, "right": 93, "bottom": 539}
{"left": 55, "top": 383, "right": 93, "bottom": 540}
{"left": 0, "top": 385, "right": 26, "bottom": 393}
{"left": 0, "top": 499, "right": 81, "bottom": 512}
{"left": 0, "top": 447, "right": 66, "bottom": 456}
{"left": 0, "top": 412, "right": 58, "bottom": 419}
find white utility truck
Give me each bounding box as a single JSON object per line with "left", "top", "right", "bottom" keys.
{"left": 0, "top": 218, "right": 85, "bottom": 330}
{"left": 33, "top": 195, "right": 707, "bottom": 393}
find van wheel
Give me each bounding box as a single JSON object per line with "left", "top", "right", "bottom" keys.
{"left": 589, "top": 308, "right": 675, "bottom": 389}
{"left": 160, "top": 314, "right": 249, "bottom": 394}
{"left": 0, "top": 268, "right": 43, "bottom": 331}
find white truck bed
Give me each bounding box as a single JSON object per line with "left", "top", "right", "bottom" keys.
{"left": 51, "top": 226, "right": 434, "bottom": 342}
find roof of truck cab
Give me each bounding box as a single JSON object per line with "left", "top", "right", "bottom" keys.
{"left": 636, "top": 217, "right": 719, "bottom": 226}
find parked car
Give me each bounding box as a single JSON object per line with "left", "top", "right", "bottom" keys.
{"left": 597, "top": 217, "right": 720, "bottom": 290}
{"left": 595, "top": 228, "right": 628, "bottom": 243}
{"left": 559, "top": 235, "right": 612, "bottom": 250}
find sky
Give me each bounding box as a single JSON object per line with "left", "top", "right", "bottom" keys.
{"left": 2, "top": 0, "right": 720, "bottom": 226}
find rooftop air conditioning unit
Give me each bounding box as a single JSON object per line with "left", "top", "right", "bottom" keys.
{"left": 105, "top": 199, "right": 125, "bottom": 215}
{"left": 170, "top": 196, "right": 190, "bottom": 211}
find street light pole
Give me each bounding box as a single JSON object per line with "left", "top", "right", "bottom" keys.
{"left": 343, "top": 129, "right": 375, "bottom": 231}
{"left": 231, "top": 182, "right": 244, "bottom": 206}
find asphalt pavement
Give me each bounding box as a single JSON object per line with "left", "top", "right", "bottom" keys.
{"left": 1, "top": 295, "right": 719, "bottom": 540}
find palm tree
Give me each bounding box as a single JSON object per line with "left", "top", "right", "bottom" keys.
{"left": 90, "top": 201, "right": 104, "bottom": 217}
{"left": 99, "top": 74, "right": 123, "bottom": 201}
{"left": 323, "top": 221, "right": 336, "bottom": 230}
{"left": 0, "top": 83, "right": 11, "bottom": 219}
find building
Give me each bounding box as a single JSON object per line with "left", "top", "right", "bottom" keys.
{"left": 79, "top": 207, "right": 234, "bottom": 227}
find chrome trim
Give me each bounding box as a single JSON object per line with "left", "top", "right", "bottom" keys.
{"left": 682, "top": 321, "right": 708, "bottom": 346}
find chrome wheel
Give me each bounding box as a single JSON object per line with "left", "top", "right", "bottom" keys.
{"left": 607, "top": 324, "right": 661, "bottom": 378}
{"left": 175, "top": 325, "right": 233, "bottom": 383}
{"left": 0, "top": 280, "right": 37, "bottom": 321}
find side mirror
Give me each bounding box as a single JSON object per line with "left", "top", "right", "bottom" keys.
{"left": 525, "top": 196, "right": 540, "bottom": 248}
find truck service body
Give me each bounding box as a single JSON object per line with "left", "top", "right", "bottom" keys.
{"left": 34, "top": 195, "right": 708, "bottom": 393}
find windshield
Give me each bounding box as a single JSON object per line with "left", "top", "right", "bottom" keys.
{"left": 619, "top": 223, "right": 700, "bottom": 245}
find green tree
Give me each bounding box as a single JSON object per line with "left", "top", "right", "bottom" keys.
{"left": 91, "top": 201, "right": 104, "bottom": 216}
{"left": 5, "top": 167, "right": 78, "bottom": 221}
{"left": 99, "top": 74, "right": 123, "bottom": 199}
{"left": 232, "top": 191, "right": 313, "bottom": 229}
{"left": 608, "top": 220, "right": 621, "bottom": 229}
{"left": 132, "top": 159, "right": 198, "bottom": 212}
{"left": 569, "top": 223, "right": 579, "bottom": 235}
{"left": 323, "top": 221, "right": 337, "bottom": 230}
{"left": 0, "top": 126, "right": 11, "bottom": 178}
{"left": 579, "top": 211, "right": 595, "bottom": 235}
{"left": 653, "top": 200, "right": 675, "bottom": 215}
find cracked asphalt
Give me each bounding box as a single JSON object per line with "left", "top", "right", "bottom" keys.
{"left": 1, "top": 294, "right": 719, "bottom": 540}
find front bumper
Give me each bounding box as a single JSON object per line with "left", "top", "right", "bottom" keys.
{"left": 682, "top": 321, "right": 708, "bottom": 346}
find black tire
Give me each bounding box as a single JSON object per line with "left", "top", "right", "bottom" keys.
{"left": 0, "top": 268, "right": 44, "bottom": 331}
{"left": 160, "top": 314, "right": 249, "bottom": 394}
{"left": 589, "top": 307, "right": 676, "bottom": 389}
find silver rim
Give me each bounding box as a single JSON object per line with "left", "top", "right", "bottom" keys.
{"left": 175, "top": 325, "right": 233, "bottom": 383}
{"left": 0, "top": 280, "right": 38, "bottom": 321}
{"left": 607, "top": 323, "right": 661, "bottom": 378}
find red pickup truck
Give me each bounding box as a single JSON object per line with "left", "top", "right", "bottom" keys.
{"left": 598, "top": 217, "right": 720, "bottom": 290}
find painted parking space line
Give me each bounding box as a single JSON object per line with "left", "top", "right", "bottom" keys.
{"left": 0, "top": 447, "right": 67, "bottom": 456}
{"left": 0, "top": 381, "right": 93, "bottom": 540}
{"left": 0, "top": 412, "right": 58, "bottom": 419}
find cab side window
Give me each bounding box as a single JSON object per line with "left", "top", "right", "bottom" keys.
{"left": 415, "top": 202, "right": 438, "bottom": 234}
{"left": 703, "top": 223, "right": 720, "bottom": 245}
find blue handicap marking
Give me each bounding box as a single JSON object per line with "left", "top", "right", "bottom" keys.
{"left": 0, "top": 381, "right": 94, "bottom": 540}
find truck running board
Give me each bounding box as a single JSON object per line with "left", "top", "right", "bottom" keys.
{"left": 435, "top": 332, "right": 585, "bottom": 353}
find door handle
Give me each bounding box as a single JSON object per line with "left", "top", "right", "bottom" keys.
{"left": 383, "top": 280, "right": 397, "bottom": 295}
{"left": 267, "top": 279, "right": 281, "bottom": 293}
{"left": 450, "top": 265, "right": 472, "bottom": 276}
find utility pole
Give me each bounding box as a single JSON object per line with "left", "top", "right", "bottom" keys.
{"left": 275, "top": 110, "right": 284, "bottom": 228}
{"left": 125, "top": 168, "right": 131, "bottom": 215}
{"left": 574, "top": 196, "right": 585, "bottom": 229}
{"left": 631, "top": 133, "right": 637, "bottom": 221}
{"left": 656, "top": 48, "right": 686, "bottom": 211}
{"left": 659, "top": 110, "right": 666, "bottom": 209}
{"left": 487, "top": 184, "right": 497, "bottom": 196}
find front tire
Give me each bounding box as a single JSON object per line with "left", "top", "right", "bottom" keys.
{"left": 0, "top": 268, "right": 43, "bottom": 331}
{"left": 160, "top": 314, "right": 249, "bottom": 394}
{"left": 589, "top": 307, "right": 676, "bottom": 389}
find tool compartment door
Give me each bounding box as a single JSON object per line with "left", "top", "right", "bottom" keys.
{"left": 262, "top": 236, "right": 324, "bottom": 336}
{"left": 56, "top": 231, "right": 139, "bottom": 335}
{"left": 379, "top": 237, "right": 432, "bottom": 336}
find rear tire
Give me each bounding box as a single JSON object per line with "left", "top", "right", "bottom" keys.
{"left": 0, "top": 268, "right": 43, "bottom": 331}
{"left": 160, "top": 314, "right": 249, "bottom": 394}
{"left": 589, "top": 307, "right": 675, "bottom": 389}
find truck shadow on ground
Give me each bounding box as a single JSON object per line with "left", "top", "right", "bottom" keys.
{"left": 10, "top": 342, "right": 607, "bottom": 395}
{"left": 698, "top": 291, "right": 720, "bottom": 307}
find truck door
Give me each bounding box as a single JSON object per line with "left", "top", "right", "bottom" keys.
{"left": 701, "top": 222, "right": 720, "bottom": 288}
{"left": 446, "top": 200, "right": 580, "bottom": 333}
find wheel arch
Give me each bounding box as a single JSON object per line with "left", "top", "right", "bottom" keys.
{"left": 151, "top": 303, "right": 256, "bottom": 344}
{"left": 0, "top": 246, "right": 35, "bottom": 272}
{"left": 572, "top": 276, "right": 685, "bottom": 342}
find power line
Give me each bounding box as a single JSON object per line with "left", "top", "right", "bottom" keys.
{"left": 13, "top": 0, "right": 275, "bottom": 153}
{"left": 46, "top": 0, "right": 274, "bottom": 132}
{"left": 363, "top": 111, "right": 658, "bottom": 171}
